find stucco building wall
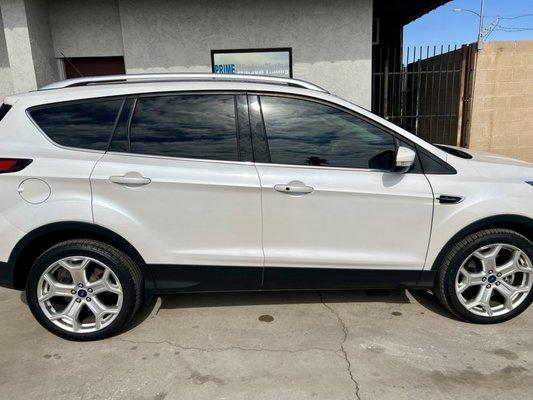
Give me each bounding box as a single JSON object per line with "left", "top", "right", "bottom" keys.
{"left": 0, "top": 0, "right": 38, "bottom": 94}
{"left": 0, "top": 9, "right": 13, "bottom": 101}
{"left": 119, "top": 0, "right": 372, "bottom": 106}
{"left": 0, "top": 0, "right": 372, "bottom": 107}
{"left": 48, "top": 0, "right": 124, "bottom": 58}
{"left": 468, "top": 41, "right": 533, "bottom": 162}
{"left": 24, "top": 0, "right": 58, "bottom": 87}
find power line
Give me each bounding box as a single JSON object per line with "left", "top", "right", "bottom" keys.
{"left": 494, "top": 27, "right": 533, "bottom": 31}
{"left": 481, "top": 13, "right": 533, "bottom": 19}
{"left": 498, "top": 13, "right": 533, "bottom": 20}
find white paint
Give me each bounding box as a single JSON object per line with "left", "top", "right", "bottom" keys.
{"left": 18, "top": 178, "right": 51, "bottom": 204}
{"left": 92, "top": 154, "right": 264, "bottom": 266}
{"left": 256, "top": 162, "right": 434, "bottom": 270}
{"left": 1, "top": 79, "right": 531, "bottom": 274}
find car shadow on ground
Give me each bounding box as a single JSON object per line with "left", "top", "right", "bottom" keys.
{"left": 18, "top": 287, "right": 459, "bottom": 334}
{"left": 125, "top": 288, "right": 460, "bottom": 332}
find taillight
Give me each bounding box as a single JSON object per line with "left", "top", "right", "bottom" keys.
{"left": 0, "top": 158, "right": 32, "bottom": 174}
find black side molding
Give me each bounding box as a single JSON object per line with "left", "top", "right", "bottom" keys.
{"left": 145, "top": 265, "right": 436, "bottom": 294}
{"left": 0, "top": 261, "right": 16, "bottom": 289}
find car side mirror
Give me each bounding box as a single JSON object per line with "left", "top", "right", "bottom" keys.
{"left": 393, "top": 146, "right": 416, "bottom": 173}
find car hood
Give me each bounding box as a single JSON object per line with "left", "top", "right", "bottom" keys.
{"left": 437, "top": 145, "right": 533, "bottom": 180}
{"left": 438, "top": 145, "right": 532, "bottom": 167}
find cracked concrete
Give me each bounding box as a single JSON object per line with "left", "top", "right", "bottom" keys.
{"left": 1, "top": 287, "right": 533, "bottom": 399}
{"left": 318, "top": 292, "right": 361, "bottom": 400}
{"left": 115, "top": 337, "right": 340, "bottom": 355}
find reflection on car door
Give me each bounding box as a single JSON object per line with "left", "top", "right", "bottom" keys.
{"left": 249, "top": 95, "right": 434, "bottom": 289}
{"left": 91, "top": 94, "right": 263, "bottom": 291}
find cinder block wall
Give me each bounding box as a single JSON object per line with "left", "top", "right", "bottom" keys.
{"left": 468, "top": 41, "right": 533, "bottom": 162}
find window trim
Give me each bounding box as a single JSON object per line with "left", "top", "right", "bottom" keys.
{"left": 26, "top": 95, "right": 127, "bottom": 153}
{"left": 106, "top": 97, "right": 136, "bottom": 153}
{"left": 105, "top": 98, "right": 127, "bottom": 151}
{"left": 126, "top": 97, "right": 137, "bottom": 153}
{"left": 250, "top": 92, "right": 413, "bottom": 173}
{"left": 236, "top": 94, "right": 254, "bottom": 162}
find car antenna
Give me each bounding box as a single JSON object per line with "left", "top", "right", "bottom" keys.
{"left": 60, "top": 51, "right": 84, "bottom": 77}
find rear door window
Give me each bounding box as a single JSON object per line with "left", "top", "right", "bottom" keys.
{"left": 129, "top": 94, "right": 239, "bottom": 161}
{"left": 30, "top": 99, "right": 123, "bottom": 151}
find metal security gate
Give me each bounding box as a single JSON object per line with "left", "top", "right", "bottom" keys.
{"left": 372, "top": 43, "right": 477, "bottom": 146}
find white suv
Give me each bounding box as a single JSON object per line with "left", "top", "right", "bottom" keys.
{"left": 0, "top": 74, "right": 532, "bottom": 340}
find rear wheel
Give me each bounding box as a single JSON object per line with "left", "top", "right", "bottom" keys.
{"left": 435, "top": 229, "right": 533, "bottom": 323}
{"left": 26, "top": 239, "right": 143, "bottom": 340}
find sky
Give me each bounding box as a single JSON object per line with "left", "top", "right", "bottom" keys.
{"left": 404, "top": 0, "right": 533, "bottom": 49}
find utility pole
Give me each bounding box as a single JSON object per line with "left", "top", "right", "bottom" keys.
{"left": 478, "top": 0, "right": 485, "bottom": 49}
{"left": 454, "top": 0, "right": 499, "bottom": 50}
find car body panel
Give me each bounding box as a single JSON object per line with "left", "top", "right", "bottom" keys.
{"left": 91, "top": 152, "right": 264, "bottom": 267}
{"left": 0, "top": 110, "right": 99, "bottom": 263}
{"left": 1, "top": 78, "right": 532, "bottom": 293}
{"left": 256, "top": 163, "right": 434, "bottom": 270}
{"left": 423, "top": 152, "right": 533, "bottom": 270}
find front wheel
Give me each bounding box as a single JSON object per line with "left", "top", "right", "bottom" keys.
{"left": 26, "top": 240, "right": 143, "bottom": 340}
{"left": 434, "top": 229, "right": 533, "bottom": 323}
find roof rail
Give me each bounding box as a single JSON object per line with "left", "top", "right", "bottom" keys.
{"left": 39, "top": 73, "right": 329, "bottom": 93}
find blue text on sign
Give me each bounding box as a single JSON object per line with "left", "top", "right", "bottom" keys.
{"left": 215, "top": 64, "right": 236, "bottom": 74}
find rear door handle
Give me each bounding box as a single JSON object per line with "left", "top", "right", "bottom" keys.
{"left": 274, "top": 182, "right": 314, "bottom": 195}
{"left": 109, "top": 174, "right": 151, "bottom": 187}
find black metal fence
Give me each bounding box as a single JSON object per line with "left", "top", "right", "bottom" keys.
{"left": 372, "top": 44, "right": 476, "bottom": 146}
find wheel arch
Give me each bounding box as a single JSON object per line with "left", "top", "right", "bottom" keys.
{"left": 430, "top": 214, "right": 533, "bottom": 272}
{"left": 8, "top": 222, "right": 149, "bottom": 290}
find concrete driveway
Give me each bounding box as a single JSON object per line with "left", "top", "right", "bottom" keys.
{"left": 0, "top": 286, "right": 532, "bottom": 400}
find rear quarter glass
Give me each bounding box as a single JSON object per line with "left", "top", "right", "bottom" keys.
{"left": 28, "top": 99, "right": 123, "bottom": 151}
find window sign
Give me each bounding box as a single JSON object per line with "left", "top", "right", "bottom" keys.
{"left": 211, "top": 48, "right": 292, "bottom": 78}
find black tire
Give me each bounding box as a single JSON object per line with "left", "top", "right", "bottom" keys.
{"left": 26, "top": 239, "right": 143, "bottom": 340}
{"left": 434, "top": 229, "right": 533, "bottom": 324}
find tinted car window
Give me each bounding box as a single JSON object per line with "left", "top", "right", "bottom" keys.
{"left": 30, "top": 99, "right": 123, "bottom": 151}
{"left": 0, "top": 104, "right": 12, "bottom": 122}
{"left": 260, "top": 96, "right": 396, "bottom": 170}
{"left": 129, "top": 95, "right": 238, "bottom": 161}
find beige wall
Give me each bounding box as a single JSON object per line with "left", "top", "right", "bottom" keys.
{"left": 468, "top": 41, "right": 533, "bottom": 162}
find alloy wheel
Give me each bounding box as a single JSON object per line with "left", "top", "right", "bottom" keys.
{"left": 37, "top": 256, "right": 123, "bottom": 333}
{"left": 455, "top": 243, "right": 533, "bottom": 317}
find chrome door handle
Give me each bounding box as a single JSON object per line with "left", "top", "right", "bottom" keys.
{"left": 274, "top": 183, "right": 314, "bottom": 195}
{"left": 109, "top": 174, "right": 151, "bottom": 187}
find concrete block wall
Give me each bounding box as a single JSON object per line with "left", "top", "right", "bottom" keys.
{"left": 468, "top": 41, "right": 533, "bottom": 162}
